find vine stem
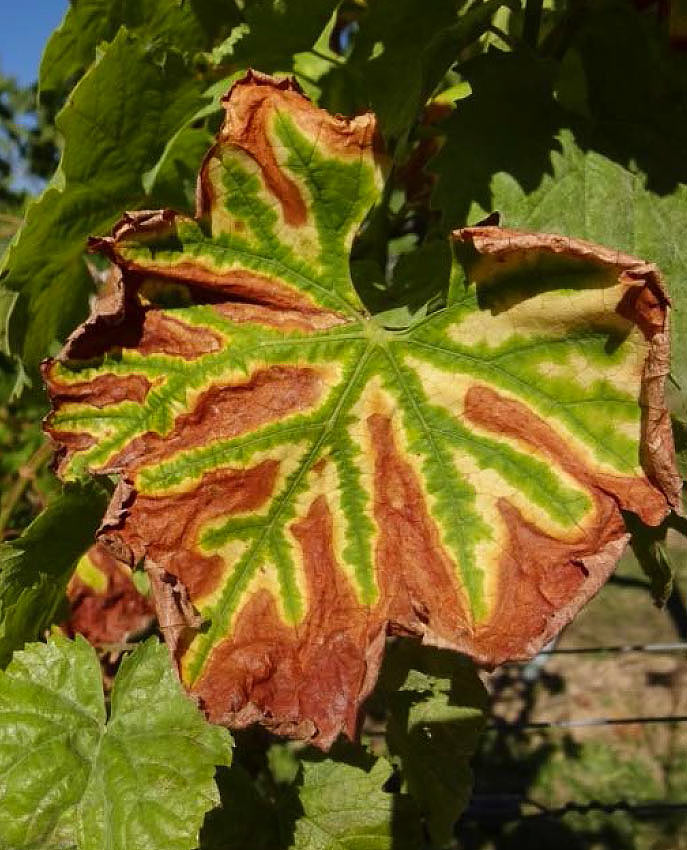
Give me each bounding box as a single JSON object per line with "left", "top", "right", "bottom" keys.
{"left": 0, "top": 439, "right": 53, "bottom": 537}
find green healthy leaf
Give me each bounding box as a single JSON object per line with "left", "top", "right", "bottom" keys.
{"left": 0, "top": 481, "right": 108, "bottom": 667}
{"left": 673, "top": 417, "right": 687, "bottom": 486}
{"left": 44, "top": 73, "right": 679, "bottom": 749}
{"left": 39, "top": 0, "right": 241, "bottom": 100}
{"left": 379, "top": 642, "right": 487, "bottom": 846}
{"left": 0, "top": 288, "right": 15, "bottom": 355}
{"left": 286, "top": 756, "right": 422, "bottom": 850}
{"left": 145, "top": 125, "right": 215, "bottom": 214}
{"left": 0, "top": 635, "right": 232, "bottom": 850}
{"left": 0, "top": 29, "right": 205, "bottom": 383}
{"left": 202, "top": 750, "right": 422, "bottom": 850}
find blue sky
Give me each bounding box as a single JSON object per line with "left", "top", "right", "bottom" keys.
{"left": 0, "top": 0, "right": 68, "bottom": 85}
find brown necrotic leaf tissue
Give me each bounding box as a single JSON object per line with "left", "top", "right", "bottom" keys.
{"left": 43, "top": 72, "right": 680, "bottom": 748}
{"left": 63, "top": 542, "right": 155, "bottom": 646}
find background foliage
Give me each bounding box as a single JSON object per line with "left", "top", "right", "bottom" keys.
{"left": 0, "top": 1, "right": 686, "bottom": 848}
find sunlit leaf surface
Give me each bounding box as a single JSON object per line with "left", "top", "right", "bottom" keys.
{"left": 0, "top": 637, "right": 232, "bottom": 850}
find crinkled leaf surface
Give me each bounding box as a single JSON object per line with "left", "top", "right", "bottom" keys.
{"left": 0, "top": 635, "right": 232, "bottom": 850}
{"left": 44, "top": 73, "right": 679, "bottom": 748}
{"left": 64, "top": 542, "right": 155, "bottom": 645}
{"left": 0, "top": 481, "right": 108, "bottom": 667}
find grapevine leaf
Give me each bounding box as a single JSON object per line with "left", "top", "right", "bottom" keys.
{"left": 44, "top": 73, "right": 680, "bottom": 748}
{"left": 39, "top": 0, "right": 241, "bottom": 100}
{"left": 0, "top": 30, "right": 205, "bottom": 382}
{"left": 0, "top": 635, "right": 232, "bottom": 850}
{"left": 285, "top": 755, "right": 422, "bottom": 850}
{"left": 143, "top": 125, "right": 215, "bottom": 214}
{"left": 0, "top": 481, "right": 108, "bottom": 667}
{"left": 377, "top": 643, "right": 487, "bottom": 845}
{"left": 63, "top": 543, "right": 155, "bottom": 645}
{"left": 202, "top": 749, "right": 422, "bottom": 850}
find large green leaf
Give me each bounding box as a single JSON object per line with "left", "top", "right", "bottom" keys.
{"left": 0, "top": 29, "right": 205, "bottom": 384}
{"left": 44, "top": 73, "right": 679, "bottom": 748}
{"left": 0, "top": 481, "right": 108, "bottom": 667}
{"left": 0, "top": 636, "right": 232, "bottom": 850}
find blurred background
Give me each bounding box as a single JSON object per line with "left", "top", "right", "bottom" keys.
{"left": 0, "top": 2, "right": 65, "bottom": 201}
{"left": 1, "top": 3, "right": 687, "bottom": 848}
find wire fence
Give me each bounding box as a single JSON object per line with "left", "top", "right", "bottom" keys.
{"left": 464, "top": 594, "right": 687, "bottom": 832}
{"left": 489, "top": 713, "right": 687, "bottom": 732}
{"left": 505, "top": 641, "right": 687, "bottom": 657}
{"left": 465, "top": 796, "right": 687, "bottom": 822}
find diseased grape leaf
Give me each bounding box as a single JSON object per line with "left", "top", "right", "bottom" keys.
{"left": 44, "top": 72, "right": 680, "bottom": 748}
{"left": 0, "top": 481, "right": 108, "bottom": 667}
{"left": 0, "top": 635, "right": 232, "bottom": 850}
{"left": 63, "top": 542, "right": 155, "bottom": 645}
